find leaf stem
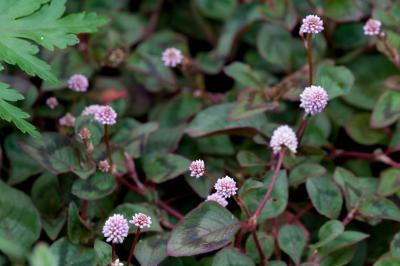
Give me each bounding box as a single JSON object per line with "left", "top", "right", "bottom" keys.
{"left": 251, "top": 150, "right": 285, "bottom": 223}
{"left": 104, "top": 124, "right": 113, "bottom": 166}
{"left": 127, "top": 228, "right": 141, "bottom": 266}
{"left": 112, "top": 243, "right": 116, "bottom": 262}
{"left": 306, "top": 34, "right": 313, "bottom": 85}
{"left": 80, "top": 200, "right": 88, "bottom": 221}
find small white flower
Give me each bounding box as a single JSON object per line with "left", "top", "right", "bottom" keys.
{"left": 129, "top": 213, "right": 152, "bottom": 229}
{"left": 300, "top": 14, "right": 324, "bottom": 34}
{"left": 189, "top": 160, "right": 205, "bottom": 178}
{"left": 363, "top": 19, "right": 381, "bottom": 36}
{"left": 111, "top": 259, "right": 124, "bottom": 266}
{"left": 102, "top": 214, "right": 129, "bottom": 244}
{"left": 206, "top": 193, "right": 228, "bottom": 207}
{"left": 162, "top": 48, "right": 183, "bottom": 67}
{"left": 270, "top": 125, "right": 298, "bottom": 154}
{"left": 299, "top": 85, "right": 328, "bottom": 115}
{"left": 215, "top": 176, "right": 237, "bottom": 198}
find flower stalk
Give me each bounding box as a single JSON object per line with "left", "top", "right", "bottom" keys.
{"left": 126, "top": 228, "right": 141, "bottom": 266}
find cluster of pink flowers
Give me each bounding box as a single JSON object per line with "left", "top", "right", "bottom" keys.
{"left": 102, "top": 214, "right": 129, "bottom": 244}
{"left": 81, "top": 104, "right": 118, "bottom": 125}
{"left": 129, "top": 213, "right": 152, "bottom": 229}
{"left": 81, "top": 104, "right": 102, "bottom": 116}
{"left": 98, "top": 160, "right": 111, "bottom": 173}
{"left": 189, "top": 159, "right": 205, "bottom": 178}
{"left": 363, "top": 18, "right": 381, "bottom": 36}
{"left": 270, "top": 125, "right": 298, "bottom": 154}
{"left": 68, "top": 74, "right": 89, "bottom": 92}
{"left": 299, "top": 14, "right": 324, "bottom": 35}
{"left": 206, "top": 193, "right": 228, "bottom": 207}
{"left": 59, "top": 113, "right": 76, "bottom": 128}
{"left": 162, "top": 48, "right": 183, "bottom": 67}
{"left": 300, "top": 85, "right": 328, "bottom": 115}
{"left": 214, "top": 176, "right": 237, "bottom": 198}
{"left": 46, "top": 97, "right": 58, "bottom": 109}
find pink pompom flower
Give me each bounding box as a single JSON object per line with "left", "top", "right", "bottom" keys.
{"left": 98, "top": 160, "right": 111, "bottom": 173}
{"left": 189, "top": 159, "right": 205, "bottom": 178}
{"left": 300, "top": 14, "right": 324, "bottom": 35}
{"left": 102, "top": 214, "right": 129, "bottom": 244}
{"left": 129, "top": 213, "right": 152, "bottom": 229}
{"left": 300, "top": 85, "right": 328, "bottom": 115}
{"left": 363, "top": 19, "right": 381, "bottom": 36}
{"left": 215, "top": 176, "right": 237, "bottom": 198}
{"left": 59, "top": 113, "right": 76, "bottom": 128}
{"left": 81, "top": 104, "right": 102, "bottom": 116}
{"left": 206, "top": 193, "right": 228, "bottom": 207}
{"left": 94, "top": 105, "right": 117, "bottom": 125}
{"left": 162, "top": 48, "right": 183, "bottom": 67}
{"left": 68, "top": 74, "right": 89, "bottom": 92}
{"left": 270, "top": 125, "right": 298, "bottom": 154}
{"left": 46, "top": 97, "right": 58, "bottom": 109}
{"left": 111, "top": 259, "right": 124, "bottom": 266}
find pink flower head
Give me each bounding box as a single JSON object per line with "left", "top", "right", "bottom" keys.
{"left": 81, "top": 104, "right": 102, "bottom": 116}
{"left": 363, "top": 19, "right": 381, "bottom": 36}
{"left": 94, "top": 105, "right": 117, "bottom": 125}
{"left": 129, "top": 213, "right": 152, "bottom": 229}
{"left": 162, "top": 48, "right": 183, "bottom": 67}
{"left": 189, "top": 159, "right": 205, "bottom": 178}
{"left": 68, "top": 74, "right": 89, "bottom": 92}
{"left": 300, "top": 85, "right": 328, "bottom": 115}
{"left": 270, "top": 125, "right": 298, "bottom": 154}
{"left": 206, "top": 193, "right": 228, "bottom": 207}
{"left": 102, "top": 214, "right": 129, "bottom": 244}
{"left": 98, "top": 160, "right": 111, "bottom": 173}
{"left": 79, "top": 128, "right": 91, "bottom": 140}
{"left": 59, "top": 113, "right": 76, "bottom": 128}
{"left": 111, "top": 259, "right": 124, "bottom": 266}
{"left": 215, "top": 176, "right": 237, "bottom": 198}
{"left": 300, "top": 15, "right": 324, "bottom": 35}
{"left": 46, "top": 97, "right": 58, "bottom": 109}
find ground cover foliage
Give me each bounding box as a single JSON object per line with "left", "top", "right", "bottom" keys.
{"left": 1, "top": 0, "right": 400, "bottom": 265}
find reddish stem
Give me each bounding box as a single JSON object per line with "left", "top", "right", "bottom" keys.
{"left": 127, "top": 228, "right": 141, "bottom": 266}
{"left": 306, "top": 34, "right": 313, "bottom": 85}
{"left": 250, "top": 229, "right": 266, "bottom": 266}
{"left": 296, "top": 116, "right": 308, "bottom": 144}
{"left": 104, "top": 125, "right": 113, "bottom": 166}
{"left": 252, "top": 151, "right": 285, "bottom": 222}
{"left": 343, "top": 204, "right": 359, "bottom": 226}
{"left": 80, "top": 200, "right": 88, "bottom": 221}
{"left": 156, "top": 201, "right": 184, "bottom": 220}
{"left": 330, "top": 149, "right": 400, "bottom": 168}
{"left": 112, "top": 243, "right": 116, "bottom": 262}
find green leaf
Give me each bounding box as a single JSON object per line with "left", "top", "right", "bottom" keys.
{"left": 20, "top": 132, "right": 95, "bottom": 179}
{"left": 257, "top": 24, "right": 292, "bottom": 70}
{"left": 212, "top": 247, "right": 255, "bottom": 266}
{"left": 224, "top": 62, "right": 265, "bottom": 89}
{"left": 195, "top": 0, "right": 237, "bottom": 20}
{"left": 113, "top": 203, "right": 162, "bottom": 233}
{"left": 0, "top": 181, "right": 41, "bottom": 249}
{"left": 67, "top": 202, "right": 94, "bottom": 244}
{"left": 359, "top": 197, "right": 400, "bottom": 222}
{"left": 311, "top": 220, "right": 345, "bottom": 249}
{"left": 278, "top": 224, "right": 306, "bottom": 265}
{"left": 93, "top": 239, "right": 111, "bottom": 266}
{"left": 186, "top": 103, "right": 268, "bottom": 138}
{"left": 0, "top": 83, "right": 39, "bottom": 137}
{"left": 31, "top": 173, "right": 64, "bottom": 215}
{"left": 50, "top": 238, "right": 96, "bottom": 266}
{"left": 306, "top": 177, "right": 343, "bottom": 219}
{"left": 0, "top": 0, "right": 106, "bottom": 82}
{"left": 229, "top": 88, "right": 279, "bottom": 121}
{"left": 29, "top": 243, "right": 57, "bottom": 266}
{"left": 167, "top": 202, "right": 241, "bottom": 256}
{"left": 317, "top": 64, "right": 354, "bottom": 99}
{"left": 323, "top": 0, "right": 365, "bottom": 22}
{"left": 318, "top": 231, "right": 368, "bottom": 258}
{"left": 135, "top": 234, "right": 169, "bottom": 266}
{"left": 345, "top": 113, "right": 386, "bottom": 145}
{"left": 246, "top": 231, "right": 274, "bottom": 263}
{"left": 391, "top": 232, "right": 400, "bottom": 258}
{"left": 374, "top": 256, "right": 400, "bottom": 266}
{"left": 371, "top": 90, "right": 400, "bottom": 128}
{"left": 240, "top": 171, "right": 288, "bottom": 222}
{"left": 378, "top": 168, "right": 400, "bottom": 197}
{"left": 144, "top": 153, "right": 190, "bottom": 183}
{"left": 72, "top": 173, "right": 117, "bottom": 200}
{"left": 4, "top": 133, "right": 42, "bottom": 185}
{"left": 289, "top": 163, "right": 327, "bottom": 187}
{"left": 320, "top": 246, "right": 357, "bottom": 266}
